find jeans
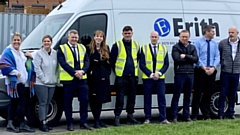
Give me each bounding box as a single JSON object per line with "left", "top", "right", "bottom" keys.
{"left": 171, "top": 74, "right": 193, "bottom": 120}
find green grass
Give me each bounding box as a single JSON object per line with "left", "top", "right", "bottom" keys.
{"left": 53, "top": 119, "right": 240, "bottom": 135}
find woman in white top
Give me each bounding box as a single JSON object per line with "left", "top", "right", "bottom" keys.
{"left": 0, "top": 33, "right": 35, "bottom": 133}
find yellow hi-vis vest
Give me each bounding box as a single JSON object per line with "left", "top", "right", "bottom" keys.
{"left": 142, "top": 44, "right": 167, "bottom": 79}
{"left": 115, "top": 40, "right": 139, "bottom": 77}
{"left": 59, "top": 43, "right": 87, "bottom": 81}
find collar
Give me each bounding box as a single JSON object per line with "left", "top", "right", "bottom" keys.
{"left": 150, "top": 43, "right": 158, "bottom": 48}
{"left": 122, "top": 39, "right": 132, "bottom": 44}
{"left": 178, "top": 40, "right": 190, "bottom": 47}
{"left": 68, "top": 42, "right": 77, "bottom": 48}
{"left": 202, "top": 36, "right": 211, "bottom": 42}
{"left": 229, "top": 38, "right": 239, "bottom": 44}
{"left": 41, "top": 47, "right": 51, "bottom": 54}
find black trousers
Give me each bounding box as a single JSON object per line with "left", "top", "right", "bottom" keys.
{"left": 192, "top": 68, "right": 217, "bottom": 119}
{"left": 89, "top": 95, "right": 102, "bottom": 122}
{"left": 63, "top": 80, "right": 89, "bottom": 126}
{"left": 8, "top": 83, "right": 26, "bottom": 123}
{"left": 114, "top": 76, "right": 138, "bottom": 116}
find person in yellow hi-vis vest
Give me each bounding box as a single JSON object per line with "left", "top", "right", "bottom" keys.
{"left": 57, "top": 30, "right": 93, "bottom": 131}
{"left": 110, "top": 26, "right": 140, "bottom": 126}
{"left": 140, "top": 31, "right": 170, "bottom": 124}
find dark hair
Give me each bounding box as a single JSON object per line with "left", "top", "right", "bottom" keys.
{"left": 122, "top": 26, "right": 133, "bottom": 32}
{"left": 202, "top": 25, "right": 215, "bottom": 35}
{"left": 42, "top": 35, "right": 52, "bottom": 42}
{"left": 180, "top": 30, "right": 189, "bottom": 34}
{"left": 179, "top": 30, "right": 190, "bottom": 36}
{"left": 89, "top": 30, "right": 109, "bottom": 59}
{"left": 11, "top": 32, "right": 22, "bottom": 40}
{"left": 68, "top": 29, "right": 78, "bottom": 35}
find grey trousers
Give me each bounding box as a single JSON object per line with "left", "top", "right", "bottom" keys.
{"left": 35, "top": 85, "right": 55, "bottom": 121}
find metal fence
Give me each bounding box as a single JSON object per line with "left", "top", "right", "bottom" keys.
{"left": 0, "top": 12, "right": 46, "bottom": 53}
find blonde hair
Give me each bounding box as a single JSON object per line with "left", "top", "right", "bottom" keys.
{"left": 11, "top": 32, "right": 22, "bottom": 40}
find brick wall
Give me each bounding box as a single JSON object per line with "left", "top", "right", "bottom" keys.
{"left": 9, "top": 0, "right": 66, "bottom": 10}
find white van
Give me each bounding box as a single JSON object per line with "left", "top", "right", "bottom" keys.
{"left": 3, "top": 0, "right": 239, "bottom": 126}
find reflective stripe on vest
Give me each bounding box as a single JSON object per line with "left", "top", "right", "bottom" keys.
{"left": 59, "top": 43, "right": 87, "bottom": 80}
{"left": 142, "top": 44, "right": 167, "bottom": 79}
{"left": 115, "top": 40, "right": 139, "bottom": 77}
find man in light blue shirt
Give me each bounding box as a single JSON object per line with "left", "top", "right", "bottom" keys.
{"left": 191, "top": 25, "right": 220, "bottom": 121}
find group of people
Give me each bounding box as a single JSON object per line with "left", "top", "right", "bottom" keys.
{"left": 172, "top": 25, "right": 240, "bottom": 122}
{"left": 0, "top": 24, "right": 239, "bottom": 133}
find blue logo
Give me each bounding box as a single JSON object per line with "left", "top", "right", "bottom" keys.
{"left": 154, "top": 18, "right": 171, "bottom": 37}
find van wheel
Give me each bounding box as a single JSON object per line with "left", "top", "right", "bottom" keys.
{"left": 209, "top": 91, "right": 228, "bottom": 117}
{"left": 26, "top": 96, "right": 63, "bottom": 127}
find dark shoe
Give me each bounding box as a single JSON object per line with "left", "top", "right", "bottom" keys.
{"left": 6, "top": 120, "right": 20, "bottom": 133}
{"left": 99, "top": 120, "right": 108, "bottom": 128}
{"left": 67, "top": 124, "right": 74, "bottom": 131}
{"left": 192, "top": 117, "right": 197, "bottom": 121}
{"left": 228, "top": 115, "right": 235, "bottom": 119}
{"left": 127, "top": 114, "right": 140, "bottom": 125}
{"left": 219, "top": 116, "right": 224, "bottom": 120}
{"left": 39, "top": 124, "right": 49, "bottom": 132}
{"left": 114, "top": 116, "right": 120, "bottom": 126}
{"left": 204, "top": 117, "right": 211, "bottom": 120}
{"left": 80, "top": 123, "right": 93, "bottom": 130}
{"left": 19, "top": 122, "right": 35, "bottom": 132}
{"left": 172, "top": 119, "right": 178, "bottom": 123}
{"left": 184, "top": 118, "right": 192, "bottom": 122}
{"left": 47, "top": 126, "right": 53, "bottom": 130}
{"left": 94, "top": 121, "right": 101, "bottom": 129}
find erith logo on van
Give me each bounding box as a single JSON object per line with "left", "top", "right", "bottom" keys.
{"left": 154, "top": 17, "right": 220, "bottom": 37}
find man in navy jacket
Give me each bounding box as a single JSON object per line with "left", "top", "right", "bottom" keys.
{"left": 57, "top": 30, "right": 92, "bottom": 131}
{"left": 140, "top": 31, "right": 169, "bottom": 124}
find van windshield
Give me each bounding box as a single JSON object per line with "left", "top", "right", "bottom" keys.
{"left": 21, "top": 13, "right": 73, "bottom": 50}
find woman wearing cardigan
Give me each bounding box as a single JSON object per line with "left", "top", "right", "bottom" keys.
{"left": 33, "top": 35, "right": 59, "bottom": 132}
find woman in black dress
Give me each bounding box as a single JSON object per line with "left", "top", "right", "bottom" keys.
{"left": 88, "top": 30, "right": 111, "bottom": 128}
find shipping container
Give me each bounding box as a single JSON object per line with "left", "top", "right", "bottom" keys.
{"left": 0, "top": 12, "right": 45, "bottom": 53}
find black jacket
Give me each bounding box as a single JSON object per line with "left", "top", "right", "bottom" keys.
{"left": 172, "top": 41, "right": 198, "bottom": 74}
{"left": 87, "top": 46, "right": 111, "bottom": 103}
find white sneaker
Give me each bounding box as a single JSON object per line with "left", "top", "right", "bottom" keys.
{"left": 160, "top": 119, "right": 171, "bottom": 124}
{"left": 143, "top": 119, "right": 150, "bottom": 124}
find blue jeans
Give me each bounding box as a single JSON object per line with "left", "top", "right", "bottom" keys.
{"left": 218, "top": 72, "right": 240, "bottom": 117}
{"left": 143, "top": 79, "right": 166, "bottom": 122}
{"left": 171, "top": 74, "right": 193, "bottom": 120}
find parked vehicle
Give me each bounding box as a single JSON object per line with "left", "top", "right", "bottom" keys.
{"left": 1, "top": 0, "right": 240, "bottom": 126}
